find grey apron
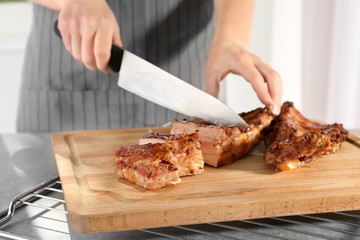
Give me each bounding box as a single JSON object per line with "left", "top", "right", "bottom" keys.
{"left": 17, "top": 0, "right": 215, "bottom": 133}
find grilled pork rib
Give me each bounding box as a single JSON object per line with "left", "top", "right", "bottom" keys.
{"left": 171, "top": 107, "right": 274, "bottom": 167}
{"left": 264, "top": 102, "right": 348, "bottom": 171}
{"left": 115, "top": 143, "right": 181, "bottom": 190}
{"left": 140, "top": 133, "right": 204, "bottom": 176}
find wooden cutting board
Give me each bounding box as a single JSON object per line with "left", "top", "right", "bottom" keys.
{"left": 51, "top": 127, "right": 360, "bottom": 233}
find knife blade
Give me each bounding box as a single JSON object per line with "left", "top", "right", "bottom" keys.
{"left": 54, "top": 21, "right": 247, "bottom": 127}
{"left": 109, "top": 45, "right": 247, "bottom": 127}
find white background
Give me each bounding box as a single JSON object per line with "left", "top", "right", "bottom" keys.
{"left": 0, "top": 0, "right": 358, "bottom": 133}
{"left": 0, "top": 2, "right": 32, "bottom": 133}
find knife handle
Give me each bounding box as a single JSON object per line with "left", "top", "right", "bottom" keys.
{"left": 53, "top": 20, "right": 123, "bottom": 73}
{"left": 109, "top": 44, "right": 123, "bottom": 73}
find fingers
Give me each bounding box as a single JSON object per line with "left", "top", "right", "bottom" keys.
{"left": 112, "top": 25, "right": 123, "bottom": 47}
{"left": 57, "top": 16, "right": 72, "bottom": 53}
{"left": 93, "top": 20, "right": 113, "bottom": 72}
{"left": 57, "top": 4, "right": 122, "bottom": 73}
{"left": 70, "top": 20, "right": 81, "bottom": 61}
{"left": 204, "top": 41, "right": 283, "bottom": 114}
{"left": 80, "top": 18, "right": 97, "bottom": 70}
{"left": 204, "top": 60, "right": 228, "bottom": 97}
{"left": 233, "top": 56, "right": 274, "bottom": 108}
{"left": 58, "top": 19, "right": 121, "bottom": 72}
{"left": 204, "top": 70, "right": 221, "bottom": 98}
{"left": 255, "top": 62, "right": 283, "bottom": 115}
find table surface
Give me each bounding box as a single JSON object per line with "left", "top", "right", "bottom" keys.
{"left": 0, "top": 129, "right": 359, "bottom": 240}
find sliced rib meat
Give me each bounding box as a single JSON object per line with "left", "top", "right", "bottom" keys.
{"left": 115, "top": 143, "right": 181, "bottom": 190}
{"left": 264, "top": 102, "right": 348, "bottom": 170}
{"left": 171, "top": 107, "right": 274, "bottom": 167}
{"left": 140, "top": 133, "right": 204, "bottom": 176}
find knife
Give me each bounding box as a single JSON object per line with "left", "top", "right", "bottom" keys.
{"left": 54, "top": 21, "right": 247, "bottom": 127}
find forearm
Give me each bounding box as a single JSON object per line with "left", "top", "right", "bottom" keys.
{"left": 27, "top": 0, "right": 63, "bottom": 11}
{"left": 213, "top": 0, "right": 255, "bottom": 48}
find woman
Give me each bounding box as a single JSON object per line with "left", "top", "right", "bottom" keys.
{"left": 17, "top": 0, "right": 282, "bottom": 133}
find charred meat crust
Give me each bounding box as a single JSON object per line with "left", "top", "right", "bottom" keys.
{"left": 143, "top": 133, "right": 189, "bottom": 140}
{"left": 264, "top": 101, "right": 348, "bottom": 167}
{"left": 115, "top": 143, "right": 178, "bottom": 180}
{"left": 140, "top": 133, "right": 204, "bottom": 176}
{"left": 142, "top": 133, "right": 200, "bottom": 152}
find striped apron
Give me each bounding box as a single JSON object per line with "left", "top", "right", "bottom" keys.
{"left": 17, "top": 0, "right": 215, "bottom": 133}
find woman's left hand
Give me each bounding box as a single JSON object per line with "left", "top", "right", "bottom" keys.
{"left": 204, "top": 39, "right": 283, "bottom": 115}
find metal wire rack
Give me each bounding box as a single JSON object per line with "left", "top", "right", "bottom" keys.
{"left": 1, "top": 176, "right": 360, "bottom": 240}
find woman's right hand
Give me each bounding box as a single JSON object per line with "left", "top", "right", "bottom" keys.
{"left": 57, "top": 0, "right": 122, "bottom": 72}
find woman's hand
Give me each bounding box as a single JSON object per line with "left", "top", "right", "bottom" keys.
{"left": 57, "top": 0, "right": 122, "bottom": 72}
{"left": 204, "top": 39, "right": 283, "bottom": 115}
{"left": 209, "top": 0, "right": 283, "bottom": 115}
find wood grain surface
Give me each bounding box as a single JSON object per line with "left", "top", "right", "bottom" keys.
{"left": 51, "top": 127, "right": 360, "bottom": 233}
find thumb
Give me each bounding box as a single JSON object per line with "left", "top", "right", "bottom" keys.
{"left": 205, "top": 71, "right": 220, "bottom": 98}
